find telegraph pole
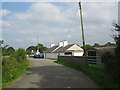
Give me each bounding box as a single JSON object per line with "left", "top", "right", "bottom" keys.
{"left": 37, "top": 36, "right": 39, "bottom": 52}
{"left": 79, "top": 2, "right": 85, "bottom": 52}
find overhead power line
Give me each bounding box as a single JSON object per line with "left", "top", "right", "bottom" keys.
{"left": 63, "top": 6, "right": 78, "bottom": 40}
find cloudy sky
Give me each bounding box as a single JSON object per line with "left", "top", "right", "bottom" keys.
{"left": 1, "top": 2, "right": 118, "bottom": 49}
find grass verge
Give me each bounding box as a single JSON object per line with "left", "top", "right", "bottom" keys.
{"left": 2, "top": 57, "right": 30, "bottom": 88}
{"left": 54, "top": 60, "right": 119, "bottom": 88}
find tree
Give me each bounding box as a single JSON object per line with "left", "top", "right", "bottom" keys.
{"left": 7, "top": 47, "right": 15, "bottom": 55}
{"left": 26, "top": 43, "right": 48, "bottom": 55}
{"left": 93, "top": 43, "right": 101, "bottom": 47}
{"left": 26, "top": 46, "right": 36, "bottom": 55}
{"left": 113, "top": 23, "right": 120, "bottom": 85}
{"left": 113, "top": 23, "right": 120, "bottom": 58}
{"left": 0, "top": 41, "right": 15, "bottom": 56}
{"left": 0, "top": 40, "right": 4, "bottom": 45}
{"left": 82, "top": 44, "right": 92, "bottom": 50}
{"left": 2, "top": 45, "right": 9, "bottom": 56}
{"left": 37, "top": 43, "right": 48, "bottom": 53}
{"left": 104, "top": 42, "right": 116, "bottom": 46}
{"left": 102, "top": 23, "right": 120, "bottom": 86}
{"left": 11, "top": 48, "right": 27, "bottom": 62}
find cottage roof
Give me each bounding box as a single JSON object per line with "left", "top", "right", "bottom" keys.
{"left": 86, "top": 46, "right": 116, "bottom": 54}
{"left": 94, "top": 46, "right": 116, "bottom": 54}
{"left": 45, "top": 44, "right": 83, "bottom": 53}
{"left": 53, "top": 44, "right": 75, "bottom": 53}
{"left": 45, "top": 45, "right": 58, "bottom": 53}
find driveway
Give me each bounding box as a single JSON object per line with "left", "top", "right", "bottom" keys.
{"left": 7, "top": 58, "right": 99, "bottom": 88}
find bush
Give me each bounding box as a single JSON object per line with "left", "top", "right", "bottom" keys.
{"left": 2, "top": 48, "right": 30, "bottom": 87}
{"left": 101, "top": 52, "right": 114, "bottom": 64}
{"left": 10, "top": 48, "right": 26, "bottom": 62}
{"left": 102, "top": 52, "right": 120, "bottom": 86}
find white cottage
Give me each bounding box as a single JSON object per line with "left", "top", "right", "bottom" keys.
{"left": 44, "top": 40, "right": 84, "bottom": 59}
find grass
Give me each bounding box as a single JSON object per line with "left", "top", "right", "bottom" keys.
{"left": 2, "top": 56, "right": 30, "bottom": 88}
{"left": 54, "top": 60, "right": 119, "bottom": 88}
{"left": 0, "top": 74, "right": 2, "bottom": 89}
{"left": 2, "top": 70, "right": 28, "bottom": 88}
{"left": 28, "top": 56, "right": 33, "bottom": 58}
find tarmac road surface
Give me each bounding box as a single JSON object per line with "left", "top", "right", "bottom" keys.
{"left": 7, "top": 58, "right": 99, "bottom": 88}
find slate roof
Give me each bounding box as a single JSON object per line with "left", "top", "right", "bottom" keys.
{"left": 94, "top": 46, "right": 116, "bottom": 54}
{"left": 45, "top": 44, "right": 83, "bottom": 53}
{"left": 53, "top": 44, "right": 75, "bottom": 53}
{"left": 45, "top": 45, "right": 58, "bottom": 53}
{"left": 86, "top": 46, "right": 116, "bottom": 55}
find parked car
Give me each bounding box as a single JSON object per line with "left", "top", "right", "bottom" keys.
{"left": 33, "top": 54, "right": 44, "bottom": 58}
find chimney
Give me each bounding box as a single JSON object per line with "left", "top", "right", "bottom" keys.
{"left": 63, "top": 40, "right": 68, "bottom": 47}
{"left": 31, "top": 50, "right": 34, "bottom": 53}
{"left": 59, "top": 41, "right": 63, "bottom": 47}
{"left": 50, "top": 43, "right": 55, "bottom": 47}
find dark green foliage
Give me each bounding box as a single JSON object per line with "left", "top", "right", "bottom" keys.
{"left": 93, "top": 43, "right": 101, "bottom": 47}
{"left": 6, "top": 47, "right": 15, "bottom": 55}
{"left": 101, "top": 23, "right": 120, "bottom": 87}
{"left": 2, "top": 45, "right": 15, "bottom": 56}
{"left": 37, "top": 44, "right": 48, "bottom": 53}
{"left": 113, "top": 23, "right": 120, "bottom": 58}
{"left": 11, "top": 48, "right": 26, "bottom": 62}
{"left": 90, "top": 42, "right": 116, "bottom": 48}
{"left": 104, "top": 42, "right": 116, "bottom": 46}
{"left": 113, "top": 23, "right": 120, "bottom": 85}
{"left": 2, "top": 45, "right": 9, "bottom": 56}
{"left": 26, "top": 46, "right": 36, "bottom": 55}
{"left": 2, "top": 48, "right": 30, "bottom": 87}
{"left": 101, "top": 52, "right": 114, "bottom": 64}
{"left": 26, "top": 43, "right": 48, "bottom": 55}
{"left": 102, "top": 52, "right": 120, "bottom": 87}
{"left": 114, "top": 34, "right": 120, "bottom": 59}
{"left": 0, "top": 40, "right": 4, "bottom": 45}
{"left": 82, "top": 44, "right": 92, "bottom": 49}
{"left": 54, "top": 61, "right": 119, "bottom": 88}
{"left": 101, "top": 52, "right": 118, "bottom": 78}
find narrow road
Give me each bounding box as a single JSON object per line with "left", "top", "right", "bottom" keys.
{"left": 7, "top": 58, "right": 99, "bottom": 88}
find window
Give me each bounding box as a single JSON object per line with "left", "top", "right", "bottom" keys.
{"left": 65, "top": 52, "right": 72, "bottom": 55}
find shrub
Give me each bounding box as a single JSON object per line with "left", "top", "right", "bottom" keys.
{"left": 101, "top": 52, "right": 114, "bottom": 64}
{"left": 102, "top": 52, "right": 120, "bottom": 86}
{"left": 11, "top": 48, "right": 26, "bottom": 62}
{"left": 2, "top": 48, "right": 30, "bottom": 87}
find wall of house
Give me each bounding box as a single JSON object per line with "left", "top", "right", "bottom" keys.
{"left": 59, "top": 53, "right": 64, "bottom": 56}
{"left": 73, "top": 52, "right": 84, "bottom": 56}
{"left": 67, "top": 44, "right": 83, "bottom": 51}
{"left": 58, "top": 56, "right": 88, "bottom": 66}
{"left": 45, "top": 53, "right": 58, "bottom": 59}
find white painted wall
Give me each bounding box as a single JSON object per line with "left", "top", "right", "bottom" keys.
{"left": 45, "top": 51, "right": 84, "bottom": 59}
{"left": 73, "top": 52, "right": 84, "bottom": 56}
{"left": 50, "top": 44, "right": 55, "bottom": 47}
{"left": 67, "top": 44, "right": 83, "bottom": 51}
{"left": 59, "top": 53, "right": 64, "bottom": 56}
{"left": 45, "top": 53, "right": 58, "bottom": 59}
{"left": 63, "top": 40, "right": 68, "bottom": 47}
{"left": 59, "top": 41, "right": 63, "bottom": 47}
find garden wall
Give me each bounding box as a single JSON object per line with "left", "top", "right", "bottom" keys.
{"left": 58, "top": 56, "right": 88, "bottom": 66}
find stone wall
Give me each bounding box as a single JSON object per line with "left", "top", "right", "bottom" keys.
{"left": 58, "top": 56, "right": 88, "bottom": 66}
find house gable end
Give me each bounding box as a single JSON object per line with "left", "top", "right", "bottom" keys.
{"left": 67, "top": 44, "right": 83, "bottom": 51}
